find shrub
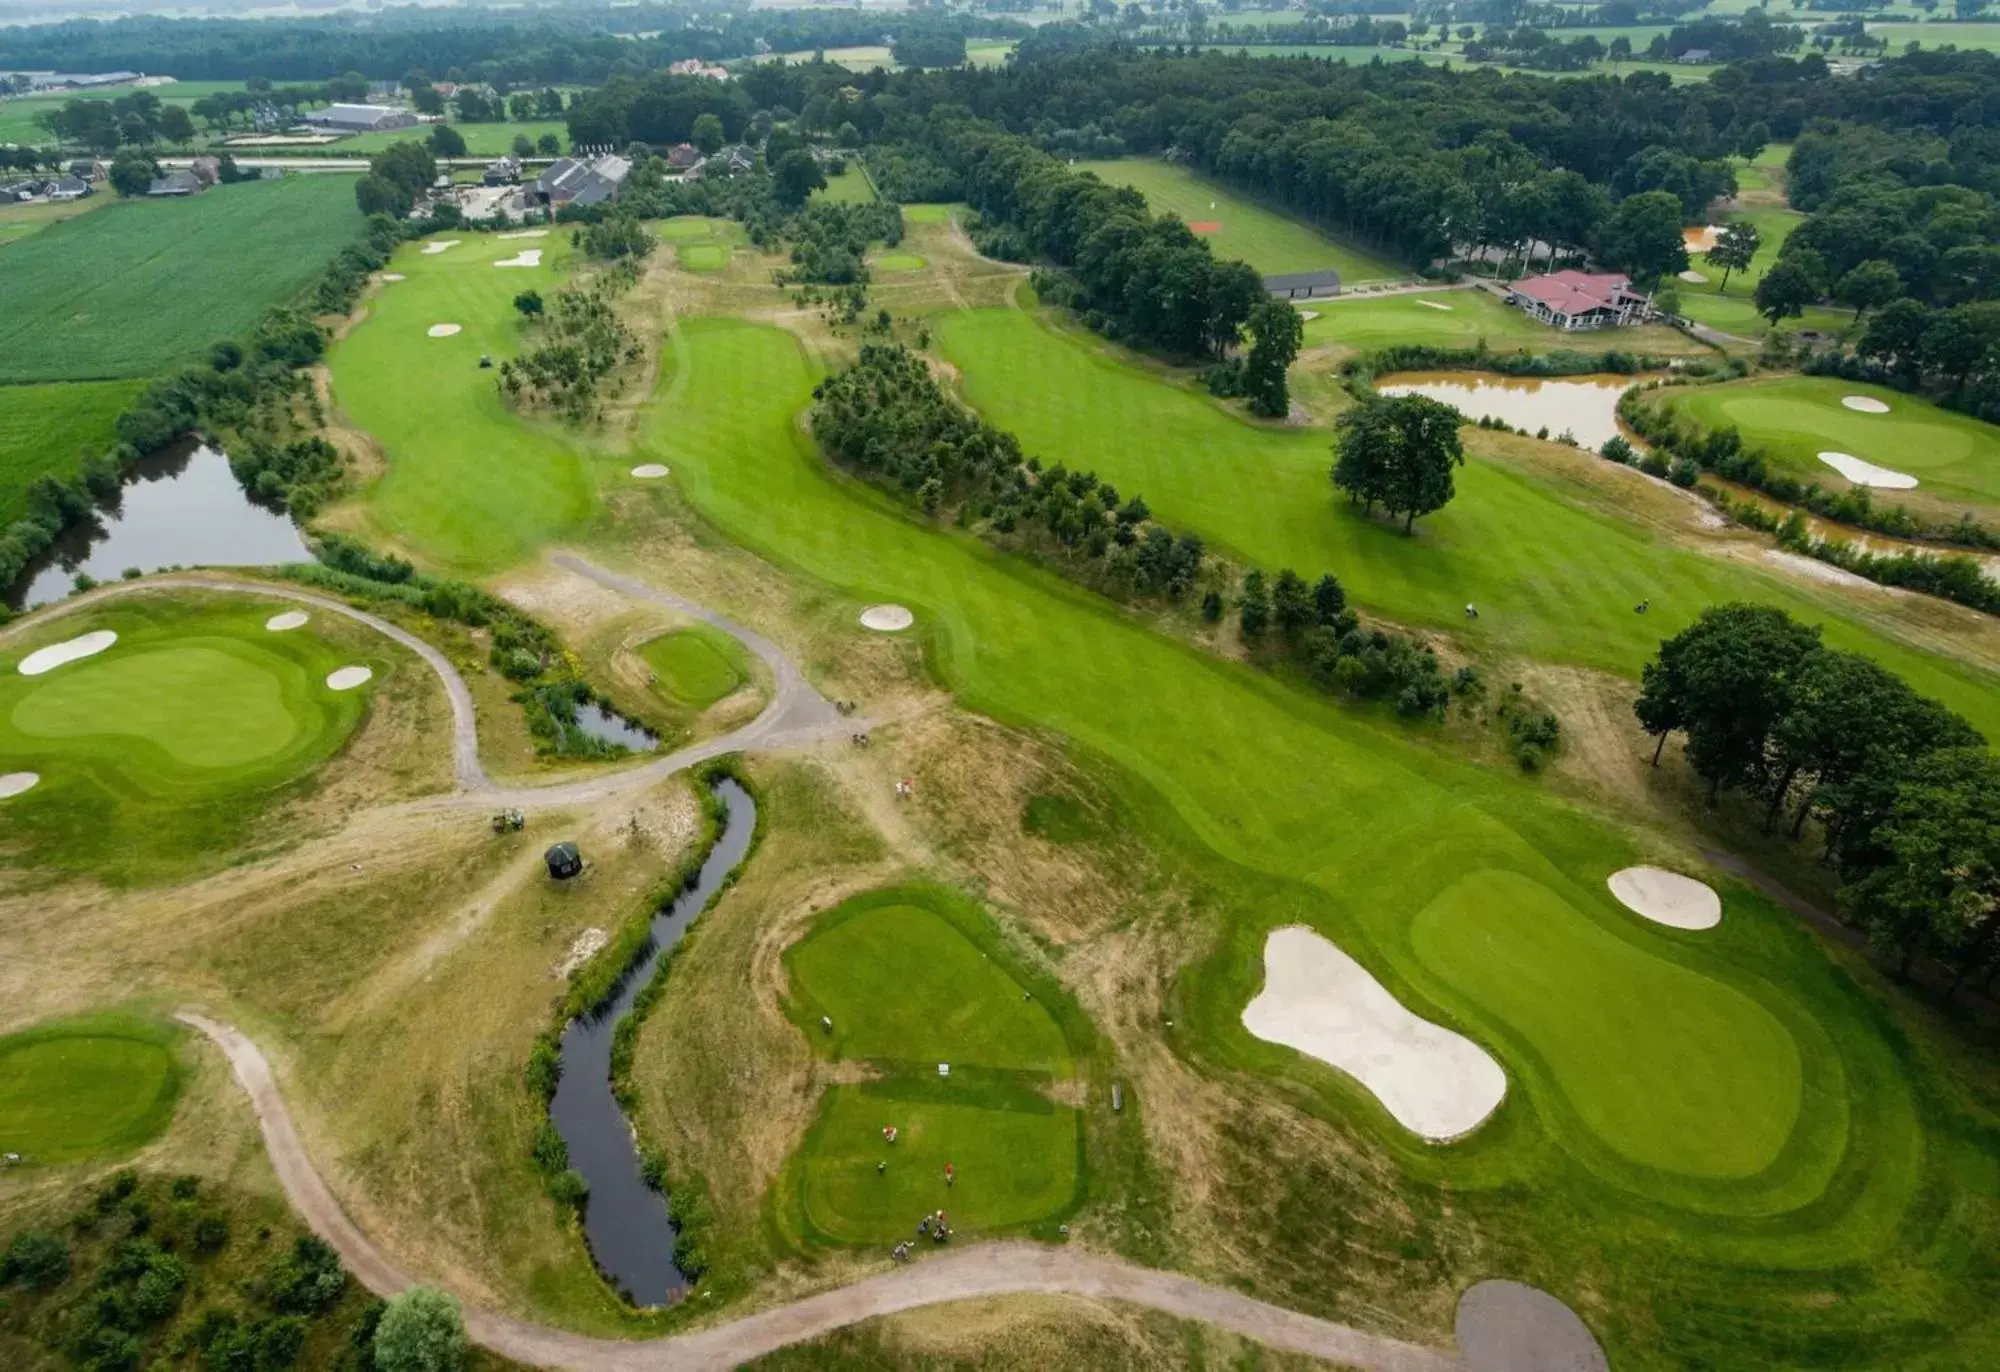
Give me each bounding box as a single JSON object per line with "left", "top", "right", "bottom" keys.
{"left": 1, "top": 1230, "right": 71, "bottom": 1289}
{"left": 373, "top": 1288, "right": 467, "bottom": 1372}
{"left": 267, "top": 1236, "right": 347, "bottom": 1315}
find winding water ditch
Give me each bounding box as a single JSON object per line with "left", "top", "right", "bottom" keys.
{"left": 548, "top": 776, "right": 755, "bottom": 1307}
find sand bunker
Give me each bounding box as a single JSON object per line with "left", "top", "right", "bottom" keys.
{"left": 1819, "top": 451, "right": 1917, "bottom": 489}
{"left": 427, "top": 324, "right": 462, "bottom": 338}
{"left": 1241, "top": 926, "right": 1506, "bottom": 1142}
{"left": 1607, "top": 867, "right": 1721, "bottom": 931}
{"left": 499, "top": 229, "right": 550, "bottom": 240}
{"left": 1683, "top": 225, "right": 1720, "bottom": 253}
{"left": 1677, "top": 269, "right": 1708, "bottom": 284}
{"left": 1417, "top": 299, "right": 1453, "bottom": 311}
{"left": 265, "top": 610, "right": 310, "bottom": 632}
{"left": 630, "top": 464, "right": 670, "bottom": 479}
{"left": 18, "top": 630, "right": 117, "bottom": 676}
{"left": 325, "top": 665, "right": 373, "bottom": 691}
{"left": 1841, "top": 394, "right": 1891, "bottom": 414}
{"left": 1296, "top": 309, "right": 1320, "bottom": 321}
{"left": 859, "top": 604, "right": 914, "bottom": 632}
{"left": 0, "top": 772, "right": 39, "bottom": 800}
{"left": 420, "top": 240, "right": 462, "bottom": 255}
{"left": 380, "top": 273, "right": 405, "bottom": 282}
{"left": 494, "top": 249, "right": 543, "bottom": 269}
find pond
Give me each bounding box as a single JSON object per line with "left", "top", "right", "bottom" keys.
{"left": 573, "top": 701, "right": 659, "bottom": 752}
{"left": 1376, "top": 372, "right": 1640, "bottom": 453}
{"left": 548, "top": 777, "right": 755, "bottom": 1307}
{"left": 8, "top": 441, "right": 310, "bottom": 610}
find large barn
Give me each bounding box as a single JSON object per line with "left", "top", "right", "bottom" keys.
{"left": 305, "top": 103, "right": 419, "bottom": 133}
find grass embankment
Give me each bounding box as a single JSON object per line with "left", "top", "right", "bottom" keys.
{"left": 933, "top": 306, "right": 2000, "bottom": 737}
{"left": 633, "top": 312, "right": 2000, "bottom": 1366}
{"left": 0, "top": 1014, "right": 182, "bottom": 1165}
{"left": 0, "top": 591, "right": 384, "bottom": 881}
{"left": 325, "top": 230, "right": 592, "bottom": 574}
{"left": 0, "top": 176, "right": 364, "bottom": 384}
{"left": 1655, "top": 374, "right": 2000, "bottom": 514}
{"left": 778, "top": 886, "right": 1086, "bottom": 1245}
{"left": 1072, "top": 157, "right": 1400, "bottom": 284}
{"left": 0, "top": 379, "right": 143, "bottom": 525}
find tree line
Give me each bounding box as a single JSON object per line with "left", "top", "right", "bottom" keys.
{"left": 1637, "top": 604, "right": 1998, "bottom": 989}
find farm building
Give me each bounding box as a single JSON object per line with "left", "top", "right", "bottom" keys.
{"left": 45, "top": 176, "right": 90, "bottom": 201}
{"left": 545, "top": 841, "right": 583, "bottom": 880}
{"left": 1264, "top": 269, "right": 1343, "bottom": 301}
{"left": 305, "top": 103, "right": 419, "bottom": 133}
{"left": 146, "top": 169, "right": 202, "bottom": 197}
{"left": 533, "top": 153, "right": 630, "bottom": 207}
{"left": 1505, "top": 270, "right": 1649, "bottom": 330}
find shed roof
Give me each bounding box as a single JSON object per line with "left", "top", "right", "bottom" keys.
{"left": 1263, "top": 270, "right": 1344, "bottom": 292}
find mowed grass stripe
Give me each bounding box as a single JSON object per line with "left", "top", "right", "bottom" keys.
{"left": 0, "top": 176, "right": 363, "bottom": 383}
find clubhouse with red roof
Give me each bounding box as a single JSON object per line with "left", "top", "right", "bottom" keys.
{"left": 1505, "top": 270, "right": 1651, "bottom": 330}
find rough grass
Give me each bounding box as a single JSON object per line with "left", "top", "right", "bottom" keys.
{"left": 815, "top": 165, "right": 877, "bottom": 204}
{"left": 0, "top": 1013, "right": 182, "bottom": 1165}
{"left": 0, "top": 176, "right": 364, "bottom": 383}
{"left": 639, "top": 311, "right": 2000, "bottom": 1367}
{"left": 0, "top": 591, "right": 383, "bottom": 882}
{"left": 0, "top": 379, "right": 143, "bottom": 525}
{"left": 932, "top": 305, "right": 2000, "bottom": 738}
{"left": 1656, "top": 374, "right": 2000, "bottom": 512}
{"left": 1072, "top": 157, "right": 1400, "bottom": 283}
{"left": 324, "top": 230, "right": 592, "bottom": 574}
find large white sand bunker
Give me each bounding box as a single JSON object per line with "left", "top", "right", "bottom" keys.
{"left": 494, "top": 248, "right": 543, "bottom": 269}
{"left": 325, "top": 665, "right": 373, "bottom": 691}
{"left": 630, "top": 463, "right": 670, "bottom": 479}
{"left": 1677, "top": 269, "right": 1708, "bottom": 284}
{"left": 265, "top": 610, "right": 310, "bottom": 632}
{"left": 1417, "top": 298, "right": 1453, "bottom": 311}
{"left": 1819, "top": 451, "right": 1917, "bottom": 489}
{"left": 860, "top": 604, "right": 914, "bottom": 632}
{"left": 1241, "top": 926, "right": 1506, "bottom": 1142}
{"left": 420, "top": 239, "right": 462, "bottom": 255}
{"left": 18, "top": 630, "right": 117, "bottom": 676}
{"left": 0, "top": 772, "right": 39, "bottom": 800}
{"left": 1842, "top": 394, "right": 1891, "bottom": 414}
{"left": 427, "top": 323, "right": 462, "bottom": 338}
{"left": 499, "top": 229, "right": 549, "bottom": 240}
{"left": 1296, "top": 309, "right": 1319, "bottom": 321}
{"left": 1607, "top": 866, "right": 1722, "bottom": 931}
{"left": 380, "top": 273, "right": 405, "bottom": 282}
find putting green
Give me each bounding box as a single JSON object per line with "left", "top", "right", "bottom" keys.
{"left": 0, "top": 1015, "right": 182, "bottom": 1164}
{"left": 899, "top": 204, "right": 958, "bottom": 225}
{"left": 658, "top": 216, "right": 719, "bottom": 242}
{"left": 1412, "top": 870, "right": 1802, "bottom": 1179}
{"left": 871, "top": 253, "right": 928, "bottom": 273}
{"left": 782, "top": 886, "right": 1083, "bottom": 1243}
{"left": 0, "top": 594, "right": 380, "bottom": 881}
{"left": 1655, "top": 376, "right": 2000, "bottom": 511}
{"left": 638, "top": 626, "right": 745, "bottom": 710}
{"left": 678, "top": 242, "right": 729, "bottom": 272}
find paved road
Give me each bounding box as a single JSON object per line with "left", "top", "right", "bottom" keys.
{"left": 176, "top": 1011, "right": 1457, "bottom": 1372}
{"left": 4, "top": 564, "right": 847, "bottom": 808}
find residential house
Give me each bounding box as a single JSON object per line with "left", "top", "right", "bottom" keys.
{"left": 666, "top": 142, "right": 701, "bottom": 171}
{"left": 1504, "top": 270, "right": 1649, "bottom": 330}
{"left": 45, "top": 176, "right": 90, "bottom": 200}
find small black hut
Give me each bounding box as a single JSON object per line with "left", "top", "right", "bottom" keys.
{"left": 545, "top": 841, "right": 582, "bottom": 880}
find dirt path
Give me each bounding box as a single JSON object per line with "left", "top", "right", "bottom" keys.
{"left": 176, "top": 1011, "right": 1458, "bottom": 1372}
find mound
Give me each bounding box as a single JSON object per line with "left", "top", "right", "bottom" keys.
{"left": 1842, "top": 395, "right": 1891, "bottom": 414}
{"left": 18, "top": 630, "right": 117, "bottom": 676}
{"left": 325, "top": 665, "right": 372, "bottom": 691}
{"left": 860, "top": 604, "right": 914, "bottom": 632}
{"left": 630, "top": 464, "right": 670, "bottom": 479}
{"left": 1819, "top": 451, "right": 1917, "bottom": 489}
{"left": 1242, "top": 926, "right": 1505, "bottom": 1141}
{"left": 1456, "top": 1280, "right": 1608, "bottom": 1372}
{"left": 0, "top": 771, "right": 38, "bottom": 798}
{"left": 494, "top": 249, "right": 543, "bottom": 269}
{"left": 265, "top": 611, "right": 309, "bottom": 632}
{"left": 427, "top": 324, "right": 461, "bottom": 338}
{"left": 1606, "top": 867, "right": 1722, "bottom": 931}
{"left": 420, "top": 239, "right": 461, "bottom": 255}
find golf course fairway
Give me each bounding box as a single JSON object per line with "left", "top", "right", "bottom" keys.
{"left": 781, "top": 887, "right": 1085, "bottom": 1244}
{"left": 0, "top": 1014, "right": 182, "bottom": 1164}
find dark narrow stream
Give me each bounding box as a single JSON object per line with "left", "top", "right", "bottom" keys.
{"left": 548, "top": 778, "right": 754, "bottom": 1307}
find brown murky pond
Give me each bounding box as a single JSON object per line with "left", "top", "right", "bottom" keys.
{"left": 1376, "top": 372, "right": 1640, "bottom": 453}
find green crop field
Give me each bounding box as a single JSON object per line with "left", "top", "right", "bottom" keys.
{"left": 0, "top": 1014, "right": 183, "bottom": 1165}
{"left": 0, "top": 380, "right": 144, "bottom": 526}
{"left": 0, "top": 193, "right": 111, "bottom": 248}
{"left": 779, "top": 887, "right": 1084, "bottom": 1244}
{"left": 0, "top": 592, "right": 383, "bottom": 881}
{"left": 0, "top": 80, "right": 244, "bottom": 146}
{"left": 326, "top": 230, "right": 593, "bottom": 573}
{"left": 637, "top": 311, "right": 2000, "bottom": 1362}
{"left": 932, "top": 305, "right": 2000, "bottom": 734}
{"left": 1655, "top": 375, "right": 2000, "bottom": 511}
{"left": 815, "top": 165, "right": 877, "bottom": 204}
{"left": 639, "top": 625, "right": 747, "bottom": 710}
{"left": 1869, "top": 21, "right": 2000, "bottom": 52}
{"left": 0, "top": 175, "right": 364, "bottom": 384}
{"left": 1072, "top": 158, "right": 1401, "bottom": 283}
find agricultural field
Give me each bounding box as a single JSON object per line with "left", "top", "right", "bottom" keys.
{"left": 0, "top": 191, "right": 111, "bottom": 248}
{"left": 778, "top": 887, "right": 1085, "bottom": 1244}
{"left": 1654, "top": 375, "right": 2000, "bottom": 513}
{"left": 0, "top": 174, "right": 363, "bottom": 384}
{"left": 0, "top": 379, "right": 143, "bottom": 525}
{"left": 0, "top": 80, "right": 244, "bottom": 145}
{"left": 1869, "top": 20, "right": 2000, "bottom": 52}
{"left": 1072, "top": 157, "right": 1401, "bottom": 284}
{"left": 0, "top": 1013, "right": 182, "bottom": 1165}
